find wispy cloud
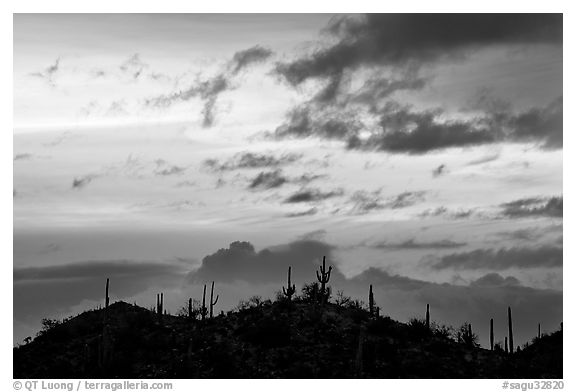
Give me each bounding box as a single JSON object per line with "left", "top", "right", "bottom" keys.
{"left": 500, "top": 196, "right": 562, "bottom": 218}
{"left": 371, "top": 238, "right": 467, "bottom": 250}
{"left": 146, "top": 45, "right": 273, "bottom": 127}
{"left": 204, "top": 152, "right": 301, "bottom": 172}
{"left": 29, "top": 57, "right": 61, "bottom": 86}
{"left": 283, "top": 187, "right": 344, "bottom": 204}
{"left": 429, "top": 245, "right": 562, "bottom": 270}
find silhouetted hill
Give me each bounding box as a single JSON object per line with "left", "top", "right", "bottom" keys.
{"left": 13, "top": 298, "right": 562, "bottom": 378}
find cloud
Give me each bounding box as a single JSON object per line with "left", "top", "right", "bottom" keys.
{"left": 284, "top": 207, "right": 319, "bottom": 218}
{"left": 432, "top": 164, "right": 447, "bottom": 177}
{"left": 248, "top": 170, "right": 288, "bottom": 190}
{"left": 283, "top": 187, "right": 344, "bottom": 204}
{"left": 29, "top": 57, "right": 61, "bottom": 86}
{"left": 276, "top": 14, "right": 561, "bottom": 86}
{"left": 430, "top": 245, "right": 562, "bottom": 270}
{"left": 500, "top": 196, "right": 562, "bottom": 218}
{"left": 14, "top": 153, "right": 34, "bottom": 161}
{"left": 72, "top": 174, "right": 99, "bottom": 189}
{"left": 204, "top": 152, "right": 301, "bottom": 172}
{"left": 229, "top": 45, "right": 274, "bottom": 75}
{"left": 153, "top": 159, "right": 187, "bottom": 176}
{"left": 246, "top": 169, "right": 326, "bottom": 191}
{"left": 469, "top": 273, "right": 522, "bottom": 287}
{"left": 466, "top": 152, "right": 500, "bottom": 166}
{"left": 504, "top": 97, "right": 562, "bottom": 149}
{"left": 187, "top": 240, "right": 338, "bottom": 284}
{"left": 119, "top": 53, "right": 148, "bottom": 80}
{"left": 146, "top": 45, "right": 273, "bottom": 127}
{"left": 417, "top": 206, "right": 475, "bottom": 220}
{"left": 271, "top": 14, "right": 562, "bottom": 154}
{"left": 371, "top": 238, "right": 467, "bottom": 250}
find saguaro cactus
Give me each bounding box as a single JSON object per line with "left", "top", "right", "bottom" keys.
{"left": 282, "top": 266, "right": 296, "bottom": 301}
{"left": 426, "top": 304, "right": 430, "bottom": 330}
{"left": 209, "top": 281, "right": 219, "bottom": 318}
{"left": 316, "top": 256, "right": 332, "bottom": 304}
{"left": 201, "top": 284, "right": 208, "bottom": 321}
{"left": 508, "top": 306, "right": 514, "bottom": 354}
{"left": 490, "top": 318, "right": 494, "bottom": 351}
{"left": 368, "top": 285, "right": 375, "bottom": 316}
{"left": 538, "top": 323, "right": 541, "bottom": 339}
{"left": 505, "top": 336, "right": 508, "bottom": 354}
{"left": 188, "top": 298, "right": 193, "bottom": 320}
{"left": 105, "top": 278, "right": 110, "bottom": 309}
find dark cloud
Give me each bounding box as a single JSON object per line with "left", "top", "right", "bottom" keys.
{"left": 187, "top": 240, "right": 338, "bottom": 284}
{"left": 505, "top": 97, "right": 562, "bottom": 149}
{"left": 349, "top": 102, "right": 497, "bottom": 153}
{"left": 204, "top": 152, "right": 301, "bottom": 172}
{"left": 14, "top": 260, "right": 185, "bottom": 282}
{"left": 432, "top": 164, "right": 447, "bottom": 177}
{"left": 469, "top": 273, "right": 521, "bottom": 288}
{"left": 146, "top": 45, "right": 272, "bottom": 127}
{"left": 229, "top": 45, "right": 273, "bottom": 75}
{"left": 417, "top": 206, "right": 475, "bottom": 220}
{"left": 284, "top": 208, "right": 319, "bottom": 218}
{"left": 273, "top": 106, "right": 361, "bottom": 140}
{"left": 277, "top": 97, "right": 563, "bottom": 154}
{"left": 29, "top": 57, "right": 61, "bottom": 86}
{"left": 72, "top": 174, "right": 99, "bottom": 189}
{"left": 466, "top": 152, "right": 500, "bottom": 166}
{"left": 14, "top": 153, "right": 34, "bottom": 161}
{"left": 247, "top": 169, "right": 326, "bottom": 191}
{"left": 271, "top": 14, "right": 562, "bottom": 154}
{"left": 430, "top": 245, "right": 562, "bottom": 270}
{"left": 500, "top": 196, "right": 562, "bottom": 218}
{"left": 277, "top": 14, "right": 561, "bottom": 86}
{"left": 248, "top": 170, "right": 288, "bottom": 190}
{"left": 372, "top": 238, "right": 466, "bottom": 250}
{"left": 492, "top": 225, "right": 562, "bottom": 243}
{"left": 283, "top": 187, "right": 344, "bottom": 204}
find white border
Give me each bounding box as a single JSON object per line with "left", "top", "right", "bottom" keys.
{"left": 3, "top": 2, "right": 572, "bottom": 391}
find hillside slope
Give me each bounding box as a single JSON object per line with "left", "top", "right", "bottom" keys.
{"left": 13, "top": 300, "right": 562, "bottom": 378}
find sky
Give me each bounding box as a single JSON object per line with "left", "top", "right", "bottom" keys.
{"left": 13, "top": 14, "right": 562, "bottom": 348}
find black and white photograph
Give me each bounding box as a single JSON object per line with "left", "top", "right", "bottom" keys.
{"left": 11, "top": 11, "right": 565, "bottom": 382}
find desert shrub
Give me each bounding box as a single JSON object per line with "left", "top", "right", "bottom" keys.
{"left": 176, "top": 299, "right": 202, "bottom": 320}
{"left": 433, "top": 323, "right": 454, "bottom": 341}
{"left": 407, "top": 318, "right": 432, "bottom": 339}
{"left": 456, "top": 322, "right": 480, "bottom": 348}
{"left": 334, "top": 290, "right": 352, "bottom": 306}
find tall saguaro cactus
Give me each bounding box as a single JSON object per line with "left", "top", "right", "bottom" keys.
{"left": 426, "top": 304, "right": 430, "bottom": 330}
{"left": 316, "top": 256, "right": 332, "bottom": 304}
{"left": 282, "top": 266, "right": 296, "bottom": 301}
{"left": 490, "top": 318, "right": 494, "bottom": 351}
{"left": 505, "top": 336, "right": 509, "bottom": 354}
{"left": 508, "top": 306, "right": 514, "bottom": 354}
{"left": 105, "top": 278, "right": 110, "bottom": 310}
{"left": 209, "top": 281, "right": 219, "bottom": 318}
{"left": 368, "top": 285, "right": 375, "bottom": 316}
{"left": 201, "top": 284, "right": 208, "bottom": 321}
{"left": 538, "top": 323, "right": 541, "bottom": 339}
{"left": 188, "top": 298, "right": 193, "bottom": 320}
